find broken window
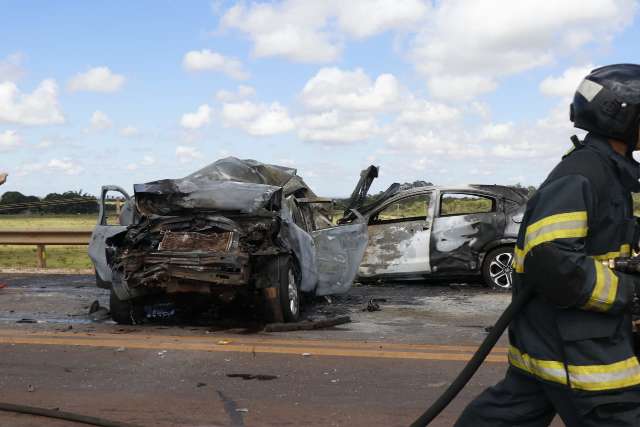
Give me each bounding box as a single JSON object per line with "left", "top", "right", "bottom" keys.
{"left": 439, "top": 193, "right": 495, "bottom": 216}
{"left": 370, "top": 194, "right": 430, "bottom": 224}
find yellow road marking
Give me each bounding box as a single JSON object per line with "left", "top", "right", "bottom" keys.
{"left": 0, "top": 330, "right": 508, "bottom": 363}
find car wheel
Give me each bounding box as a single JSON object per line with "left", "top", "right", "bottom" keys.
{"left": 483, "top": 247, "right": 514, "bottom": 291}
{"left": 109, "top": 289, "right": 143, "bottom": 325}
{"left": 279, "top": 258, "right": 301, "bottom": 322}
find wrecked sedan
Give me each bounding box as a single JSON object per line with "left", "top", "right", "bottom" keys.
{"left": 89, "top": 158, "right": 373, "bottom": 324}
{"left": 342, "top": 184, "right": 527, "bottom": 289}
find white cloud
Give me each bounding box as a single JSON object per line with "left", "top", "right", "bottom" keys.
{"left": 481, "top": 122, "right": 514, "bottom": 141}
{"left": 220, "top": 0, "right": 429, "bottom": 63}
{"left": 120, "top": 126, "right": 139, "bottom": 137}
{"left": 125, "top": 155, "right": 156, "bottom": 171}
{"left": 68, "top": 66, "right": 125, "bottom": 92}
{"left": 396, "top": 100, "right": 460, "bottom": 124}
{"left": 492, "top": 142, "right": 537, "bottom": 159}
{"left": 215, "top": 85, "right": 256, "bottom": 102}
{"left": 221, "top": 1, "right": 339, "bottom": 63}
{"left": 539, "top": 64, "right": 595, "bottom": 98}
{"left": 297, "top": 110, "right": 379, "bottom": 143}
{"left": 47, "top": 158, "right": 83, "bottom": 175}
{"left": 141, "top": 155, "right": 156, "bottom": 166}
{"left": 301, "top": 67, "right": 401, "bottom": 112}
{"left": 411, "top": 0, "right": 636, "bottom": 100}
{"left": 180, "top": 104, "right": 212, "bottom": 129}
{"left": 334, "top": 0, "right": 429, "bottom": 38}
{"left": 0, "top": 130, "right": 22, "bottom": 151}
{"left": 176, "top": 145, "right": 203, "bottom": 163}
{"left": 222, "top": 101, "right": 294, "bottom": 136}
{"left": 0, "top": 53, "right": 25, "bottom": 82}
{"left": 182, "top": 50, "right": 249, "bottom": 80}
{"left": 0, "top": 79, "right": 65, "bottom": 125}
{"left": 90, "top": 110, "right": 112, "bottom": 131}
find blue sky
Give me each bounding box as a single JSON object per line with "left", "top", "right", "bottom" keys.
{"left": 1, "top": 0, "right": 639, "bottom": 198}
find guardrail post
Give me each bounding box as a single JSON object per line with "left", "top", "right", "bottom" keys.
{"left": 36, "top": 244, "right": 46, "bottom": 268}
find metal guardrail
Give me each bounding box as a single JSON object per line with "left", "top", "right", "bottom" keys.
{"left": 0, "top": 229, "right": 92, "bottom": 268}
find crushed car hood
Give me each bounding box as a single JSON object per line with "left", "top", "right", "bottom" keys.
{"left": 134, "top": 157, "right": 316, "bottom": 216}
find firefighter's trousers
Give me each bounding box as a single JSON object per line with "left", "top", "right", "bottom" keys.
{"left": 454, "top": 368, "right": 640, "bottom": 427}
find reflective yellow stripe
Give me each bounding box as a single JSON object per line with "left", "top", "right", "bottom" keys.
{"left": 593, "top": 244, "right": 632, "bottom": 261}
{"left": 582, "top": 261, "right": 618, "bottom": 312}
{"left": 525, "top": 211, "right": 587, "bottom": 235}
{"left": 509, "top": 345, "right": 640, "bottom": 391}
{"left": 508, "top": 346, "right": 567, "bottom": 384}
{"left": 513, "top": 211, "right": 588, "bottom": 273}
{"left": 570, "top": 356, "right": 640, "bottom": 391}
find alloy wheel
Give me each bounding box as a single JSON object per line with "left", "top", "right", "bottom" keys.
{"left": 488, "top": 251, "right": 514, "bottom": 289}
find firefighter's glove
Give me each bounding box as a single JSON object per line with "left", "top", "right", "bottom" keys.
{"left": 524, "top": 242, "right": 586, "bottom": 307}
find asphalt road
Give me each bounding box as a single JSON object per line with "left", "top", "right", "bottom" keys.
{"left": 0, "top": 274, "right": 561, "bottom": 427}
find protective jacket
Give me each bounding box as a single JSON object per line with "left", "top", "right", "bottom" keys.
{"left": 510, "top": 133, "right": 640, "bottom": 392}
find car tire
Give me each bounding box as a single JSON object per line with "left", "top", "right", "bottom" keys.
{"left": 279, "top": 258, "right": 301, "bottom": 323}
{"left": 109, "top": 289, "right": 143, "bottom": 325}
{"left": 482, "top": 247, "right": 514, "bottom": 291}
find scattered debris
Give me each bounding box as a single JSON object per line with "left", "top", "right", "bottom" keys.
{"left": 235, "top": 408, "right": 249, "bottom": 413}
{"left": 264, "top": 316, "right": 351, "bottom": 332}
{"left": 16, "top": 319, "right": 37, "bottom": 324}
{"left": 364, "top": 298, "right": 381, "bottom": 312}
{"left": 157, "top": 350, "right": 168, "bottom": 358}
{"left": 88, "top": 300, "right": 101, "bottom": 314}
{"left": 484, "top": 326, "right": 494, "bottom": 333}
{"left": 27, "top": 385, "right": 35, "bottom": 393}
{"left": 217, "top": 340, "right": 232, "bottom": 345}
{"left": 0, "top": 282, "right": 7, "bottom": 289}
{"left": 227, "top": 373, "right": 278, "bottom": 381}
{"left": 115, "top": 347, "right": 126, "bottom": 353}
{"left": 197, "top": 382, "right": 207, "bottom": 387}
{"left": 302, "top": 353, "right": 312, "bottom": 357}
{"left": 88, "top": 306, "right": 110, "bottom": 322}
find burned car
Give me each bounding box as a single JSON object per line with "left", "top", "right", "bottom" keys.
{"left": 89, "top": 158, "right": 375, "bottom": 324}
{"left": 341, "top": 184, "right": 528, "bottom": 289}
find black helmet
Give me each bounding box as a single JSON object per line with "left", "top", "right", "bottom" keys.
{"left": 570, "top": 64, "right": 640, "bottom": 152}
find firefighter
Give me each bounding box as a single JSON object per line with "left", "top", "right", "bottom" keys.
{"left": 455, "top": 64, "right": 640, "bottom": 426}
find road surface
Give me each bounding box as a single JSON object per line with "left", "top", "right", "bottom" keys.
{"left": 0, "top": 273, "right": 561, "bottom": 426}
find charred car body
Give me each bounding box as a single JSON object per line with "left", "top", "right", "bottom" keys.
{"left": 342, "top": 184, "right": 527, "bottom": 289}
{"left": 89, "top": 158, "right": 374, "bottom": 324}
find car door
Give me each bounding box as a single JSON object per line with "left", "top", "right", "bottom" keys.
{"left": 358, "top": 192, "right": 434, "bottom": 278}
{"left": 429, "top": 191, "right": 504, "bottom": 273}
{"left": 88, "top": 186, "right": 132, "bottom": 286}
{"left": 312, "top": 219, "right": 369, "bottom": 296}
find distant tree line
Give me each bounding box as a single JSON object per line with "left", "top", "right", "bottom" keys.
{"left": 0, "top": 190, "right": 99, "bottom": 214}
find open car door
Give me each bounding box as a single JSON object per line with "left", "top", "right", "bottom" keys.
{"left": 312, "top": 166, "right": 378, "bottom": 295}
{"left": 312, "top": 220, "right": 369, "bottom": 295}
{"left": 88, "top": 185, "right": 133, "bottom": 287}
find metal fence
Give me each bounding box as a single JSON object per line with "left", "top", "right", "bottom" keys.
{"left": 0, "top": 230, "right": 92, "bottom": 268}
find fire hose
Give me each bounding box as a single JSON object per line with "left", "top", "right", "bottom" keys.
{"left": 410, "top": 256, "right": 640, "bottom": 426}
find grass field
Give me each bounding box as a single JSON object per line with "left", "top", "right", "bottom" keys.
{"left": 0, "top": 214, "right": 96, "bottom": 269}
